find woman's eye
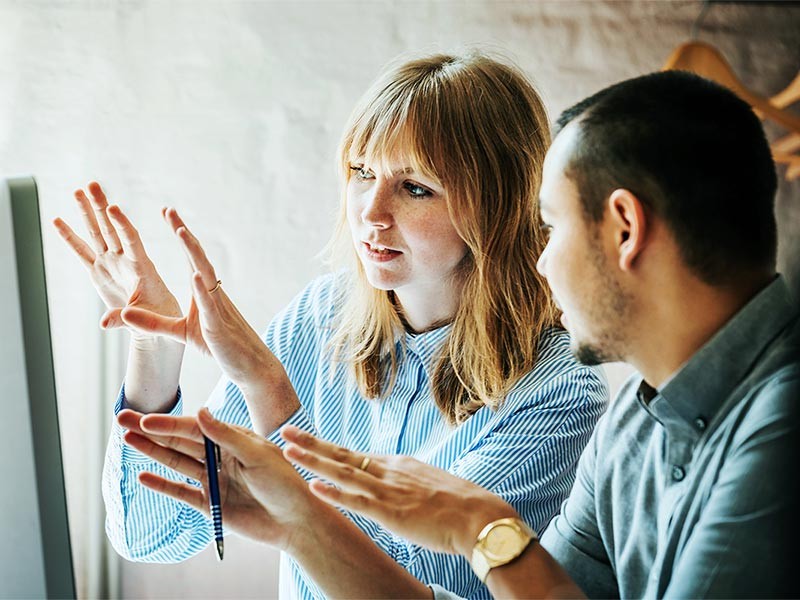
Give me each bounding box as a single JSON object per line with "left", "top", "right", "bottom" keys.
{"left": 349, "top": 165, "right": 375, "bottom": 181}
{"left": 404, "top": 182, "right": 432, "bottom": 198}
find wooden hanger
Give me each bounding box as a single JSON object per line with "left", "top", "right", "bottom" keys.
{"left": 663, "top": 41, "right": 800, "bottom": 180}
{"left": 770, "top": 74, "right": 800, "bottom": 161}
{"left": 772, "top": 72, "right": 800, "bottom": 109}
{"left": 663, "top": 41, "right": 800, "bottom": 133}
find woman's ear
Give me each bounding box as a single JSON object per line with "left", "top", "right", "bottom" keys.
{"left": 607, "top": 189, "right": 647, "bottom": 271}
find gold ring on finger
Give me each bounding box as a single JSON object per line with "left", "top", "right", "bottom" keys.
{"left": 358, "top": 456, "right": 371, "bottom": 472}
{"left": 209, "top": 279, "right": 222, "bottom": 294}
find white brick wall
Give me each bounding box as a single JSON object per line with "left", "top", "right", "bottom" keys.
{"left": 1, "top": 1, "right": 797, "bottom": 597}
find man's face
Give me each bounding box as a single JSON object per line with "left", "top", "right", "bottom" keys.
{"left": 536, "top": 122, "right": 631, "bottom": 365}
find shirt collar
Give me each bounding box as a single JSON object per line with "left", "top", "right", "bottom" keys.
{"left": 402, "top": 324, "right": 452, "bottom": 377}
{"left": 654, "top": 275, "right": 798, "bottom": 433}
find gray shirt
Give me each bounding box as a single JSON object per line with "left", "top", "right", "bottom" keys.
{"left": 541, "top": 276, "right": 800, "bottom": 598}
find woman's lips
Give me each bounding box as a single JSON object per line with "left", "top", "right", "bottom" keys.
{"left": 362, "top": 242, "right": 402, "bottom": 262}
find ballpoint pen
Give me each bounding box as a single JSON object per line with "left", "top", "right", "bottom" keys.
{"left": 204, "top": 435, "right": 224, "bottom": 560}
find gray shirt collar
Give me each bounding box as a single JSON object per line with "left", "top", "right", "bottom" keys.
{"left": 639, "top": 275, "right": 798, "bottom": 436}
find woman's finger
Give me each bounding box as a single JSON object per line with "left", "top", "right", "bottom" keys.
{"left": 117, "top": 408, "right": 147, "bottom": 434}
{"left": 120, "top": 306, "right": 188, "bottom": 344}
{"left": 178, "top": 226, "right": 219, "bottom": 289}
{"left": 196, "top": 407, "right": 271, "bottom": 464}
{"left": 87, "top": 182, "right": 123, "bottom": 253}
{"left": 119, "top": 411, "right": 204, "bottom": 458}
{"left": 106, "top": 205, "right": 150, "bottom": 264}
{"left": 100, "top": 307, "right": 125, "bottom": 329}
{"left": 191, "top": 271, "right": 223, "bottom": 320}
{"left": 162, "top": 207, "right": 218, "bottom": 288}
{"left": 52, "top": 217, "right": 96, "bottom": 268}
{"left": 162, "top": 205, "right": 188, "bottom": 237}
{"left": 139, "top": 412, "right": 204, "bottom": 441}
{"left": 138, "top": 471, "right": 208, "bottom": 515}
{"left": 162, "top": 207, "right": 195, "bottom": 273}
{"left": 74, "top": 188, "right": 108, "bottom": 253}
{"left": 135, "top": 431, "right": 204, "bottom": 463}
{"left": 124, "top": 430, "right": 206, "bottom": 480}
{"left": 133, "top": 428, "right": 206, "bottom": 461}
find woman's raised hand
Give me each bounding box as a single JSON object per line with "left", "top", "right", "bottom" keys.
{"left": 281, "top": 426, "right": 519, "bottom": 558}
{"left": 120, "top": 407, "right": 324, "bottom": 551}
{"left": 53, "top": 182, "right": 182, "bottom": 336}
{"left": 117, "top": 207, "right": 299, "bottom": 432}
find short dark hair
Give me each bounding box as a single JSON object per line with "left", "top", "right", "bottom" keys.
{"left": 556, "top": 70, "right": 777, "bottom": 285}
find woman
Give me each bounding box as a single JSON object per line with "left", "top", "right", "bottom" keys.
{"left": 55, "top": 51, "right": 607, "bottom": 599}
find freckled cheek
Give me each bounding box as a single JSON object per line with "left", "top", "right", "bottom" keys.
{"left": 405, "top": 214, "right": 466, "bottom": 262}
{"left": 345, "top": 193, "right": 363, "bottom": 233}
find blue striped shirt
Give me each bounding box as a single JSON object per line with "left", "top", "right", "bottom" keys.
{"left": 103, "top": 273, "right": 608, "bottom": 599}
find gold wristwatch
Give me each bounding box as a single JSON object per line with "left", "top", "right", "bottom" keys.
{"left": 470, "top": 517, "right": 537, "bottom": 583}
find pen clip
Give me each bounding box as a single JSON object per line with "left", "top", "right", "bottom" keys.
{"left": 215, "top": 443, "right": 222, "bottom": 472}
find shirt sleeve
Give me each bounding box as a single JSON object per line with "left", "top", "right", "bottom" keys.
{"left": 539, "top": 409, "right": 619, "bottom": 599}
{"left": 345, "top": 365, "right": 607, "bottom": 599}
{"left": 662, "top": 369, "right": 799, "bottom": 599}
{"left": 102, "top": 380, "right": 255, "bottom": 562}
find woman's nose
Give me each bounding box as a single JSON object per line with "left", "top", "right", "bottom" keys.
{"left": 536, "top": 242, "right": 549, "bottom": 277}
{"left": 360, "top": 182, "right": 393, "bottom": 228}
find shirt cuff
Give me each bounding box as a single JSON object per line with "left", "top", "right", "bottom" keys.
{"left": 113, "top": 383, "right": 183, "bottom": 464}
{"left": 265, "top": 403, "right": 316, "bottom": 448}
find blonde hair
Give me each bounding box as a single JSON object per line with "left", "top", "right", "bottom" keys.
{"left": 329, "top": 51, "right": 558, "bottom": 424}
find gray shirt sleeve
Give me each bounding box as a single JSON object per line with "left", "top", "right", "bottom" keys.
{"left": 540, "top": 417, "right": 619, "bottom": 599}
{"left": 662, "top": 369, "right": 798, "bottom": 599}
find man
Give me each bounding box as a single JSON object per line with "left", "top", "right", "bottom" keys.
{"left": 128, "top": 71, "right": 799, "bottom": 598}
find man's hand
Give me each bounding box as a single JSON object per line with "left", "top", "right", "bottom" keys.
{"left": 281, "top": 425, "right": 519, "bottom": 557}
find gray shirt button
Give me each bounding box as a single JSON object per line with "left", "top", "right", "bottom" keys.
{"left": 672, "top": 465, "right": 686, "bottom": 481}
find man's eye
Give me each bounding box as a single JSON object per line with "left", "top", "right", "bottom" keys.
{"left": 404, "top": 182, "right": 432, "bottom": 198}
{"left": 349, "top": 165, "right": 375, "bottom": 181}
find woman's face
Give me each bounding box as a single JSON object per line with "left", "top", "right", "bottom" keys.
{"left": 346, "top": 156, "right": 469, "bottom": 303}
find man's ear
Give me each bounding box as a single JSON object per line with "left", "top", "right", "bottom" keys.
{"left": 607, "top": 189, "right": 647, "bottom": 271}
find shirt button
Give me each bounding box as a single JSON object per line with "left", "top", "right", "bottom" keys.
{"left": 672, "top": 465, "right": 685, "bottom": 481}
{"left": 695, "top": 417, "right": 707, "bottom": 430}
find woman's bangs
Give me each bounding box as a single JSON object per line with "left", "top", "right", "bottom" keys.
{"left": 347, "top": 93, "right": 441, "bottom": 182}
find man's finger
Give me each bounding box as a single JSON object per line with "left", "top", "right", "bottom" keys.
{"left": 281, "top": 425, "right": 370, "bottom": 471}
{"left": 284, "top": 443, "right": 383, "bottom": 489}
{"left": 308, "top": 479, "right": 380, "bottom": 517}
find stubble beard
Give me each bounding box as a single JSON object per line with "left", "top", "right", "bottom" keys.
{"left": 571, "top": 236, "right": 632, "bottom": 367}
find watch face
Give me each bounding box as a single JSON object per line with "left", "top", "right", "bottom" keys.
{"left": 484, "top": 524, "right": 523, "bottom": 561}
